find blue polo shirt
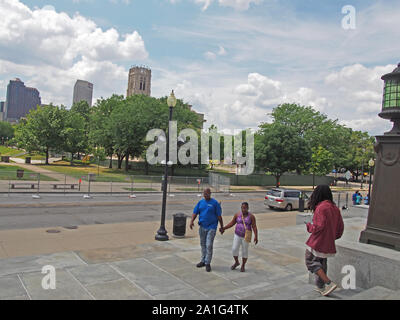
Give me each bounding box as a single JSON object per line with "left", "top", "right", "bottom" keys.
{"left": 193, "top": 198, "right": 222, "bottom": 230}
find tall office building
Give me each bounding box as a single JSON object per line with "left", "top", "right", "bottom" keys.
{"left": 127, "top": 66, "right": 151, "bottom": 97}
{"left": 0, "top": 101, "right": 4, "bottom": 121}
{"left": 73, "top": 80, "right": 93, "bottom": 107}
{"left": 4, "top": 78, "right": 41, "bottom": 123}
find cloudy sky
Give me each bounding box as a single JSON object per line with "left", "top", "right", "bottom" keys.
{"left": 0, "top": 0, "right": 399, "bottom": 135}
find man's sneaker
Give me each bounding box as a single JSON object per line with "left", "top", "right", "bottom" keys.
{"left": 313, "top": 287, "right": 325, "bottom": 295}
{"left": 321, "top": 282, "right": 337, "bottom": 296}
{"left": 206, "top": 264, "right": 211, "bottom": 272}
{"left": 196, "top": 262, "right": 206, "bottom": 268}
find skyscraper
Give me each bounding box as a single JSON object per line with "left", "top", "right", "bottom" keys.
{"left": 127, "top": 66, "right": 151, "bottom": 97}
{"left": 0, "top": 101, "right": 4, "bottom": 121}
{"left": 73, "top": 80, "right": 93, "bottom": 107}
{"left": 4, "top": 78, "right": 41, "bottom": 122}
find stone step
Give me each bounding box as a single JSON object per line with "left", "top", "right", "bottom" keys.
{"left": 348, "top": 286, "right": 395, "bottom": 300}
{"left": 314, "top": 286, "right": 364, "bottom": 300}
{"left": 383, "top": 290, "right": 400, "bottom": 300}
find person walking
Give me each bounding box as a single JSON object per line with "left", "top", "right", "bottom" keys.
{"left": 364, "top": 193, "right": 370, "bottom": 205}
{"left": 305, "top": 185, "right": 344, "bottom": 296}
{"left": 352, "top": 191, "right": 359, "bottom": 205}
{"left": 356, "top": 192, "right": 363, "bottom": 205}
{"left": 190, "top": 188, "right": 223, "bottom": 272}
{"left": 220, "top": 202, "right": 258, "bottom": 272}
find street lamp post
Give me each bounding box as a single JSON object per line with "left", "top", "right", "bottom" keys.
{"left": 361, "top": 149, "right": 365, "bottom": 189}
{"left": 368, "top": 158, "right": 375, "bottom": 199}
{"left": 155, "top": 90, "right": 177, "bottom": 241}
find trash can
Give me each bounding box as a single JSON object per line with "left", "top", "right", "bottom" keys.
{"left": 1, "top": 156, "right": 10, "bottom": 163}
{"left": 25, "top": 157, "right": 31, "bottom": 164}
{"left": 17, "top": 169, "right": 24, "bottom": 179}
{"left": 299, "top": 198, "right": 305, "bottom": 212}
{"left": 173, "top": 213, "right": 187, "bottom": 238}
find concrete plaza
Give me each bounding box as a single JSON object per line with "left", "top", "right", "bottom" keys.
{"left": 1, "top": 205, "right": 398, "bottom": 300}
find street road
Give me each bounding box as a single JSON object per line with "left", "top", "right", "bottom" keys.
{"left": 0, "top": 192, "right": 271, "bottom": 231}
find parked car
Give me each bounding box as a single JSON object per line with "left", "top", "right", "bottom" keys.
{"left": 264, "top": 188, "right": 309, "bottom": 211}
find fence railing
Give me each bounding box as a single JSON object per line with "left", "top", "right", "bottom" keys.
{"left": 0, "top": 171, "right": 230, "bottom": 195}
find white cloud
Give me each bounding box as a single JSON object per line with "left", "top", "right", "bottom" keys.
{"left": 0, "top": 0, "right": 147, "bottom": 106}
{"left": 203, "top": 45, "right": 227, "bottom": 60}
{"left": 193, "top": 0, "right": 262, "bottom": 11}
{"left": 204, "top": 51, "right": 217, "bottom": 60}
{"left": 317, "top": 63, "right": 395, "bottom": 133}
{"left": 218, "top": 0, "right": 262, "bottom": 11}
{"left": 0, "top": 1, "right": 147, "bottom": 68}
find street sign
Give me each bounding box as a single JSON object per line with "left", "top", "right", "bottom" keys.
{"left": 345, "top": 171, "right": 351, "bottom": 181}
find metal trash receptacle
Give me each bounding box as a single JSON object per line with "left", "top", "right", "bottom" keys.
{"left": 25, "top": 157, "right": 31, "bottom": 164}
{"left": 16, "top": 169, "right": 24, "bottom": 178}
{"left": 173, "top": 213, "right": 187, "bottom": 238}
{"left": 299, "top": 199, "right": 305, "bottom": 212}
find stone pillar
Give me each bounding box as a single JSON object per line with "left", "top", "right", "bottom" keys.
{"left": 360, "top": 134, "right": 400, "bottom": 251}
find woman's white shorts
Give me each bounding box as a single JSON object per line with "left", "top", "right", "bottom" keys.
{"left": 232, "top": 233, "right": 249, "bottom": 258}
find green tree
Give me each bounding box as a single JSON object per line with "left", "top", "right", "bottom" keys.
{"left": 309, "top": 146, "right": 334, "bottom": 176}
{"left": 111, "top": 95, "right": 166, "bottom": 172}
{"left": 270, "top": 103, "right": 375, "bottom": 175}
{"left": 90, "top": 95, "right": 124, "bottom": 168}
{"left": 71, "top": 100, "right": 91, "bottom": 123}
{"left": 255, "top": 123, "right": 311, "bottom": 187}
{"left": 344, "top": 130, "right": 375, "bottom": 180}
{"left": 0, "top": 121, "right": 14, "bottom": 144}
{"left": 62, "top": 110, "right": 88, "bottom": 164}
{"left": 14, "top": 105, "right": 66, "bottom": 165}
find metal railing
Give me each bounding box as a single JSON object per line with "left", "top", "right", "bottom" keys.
{"left": 0, "top": 171, "right": 220, "bottom": 196}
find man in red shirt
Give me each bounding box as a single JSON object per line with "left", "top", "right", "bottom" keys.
{"left": 305, "top": 185, "right": 344, "bottom": 296}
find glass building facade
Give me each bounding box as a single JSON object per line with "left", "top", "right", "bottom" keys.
{"left": 4, "top": 78, "right": 41, "bottom": 122}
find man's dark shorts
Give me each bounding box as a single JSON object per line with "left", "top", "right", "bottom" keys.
{"left": 305, "top": 249, "right": 327, "bottom": 274}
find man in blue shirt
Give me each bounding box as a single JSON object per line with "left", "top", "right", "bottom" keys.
{"left": 190, "top": 188, "right": 223, "bottom": 272}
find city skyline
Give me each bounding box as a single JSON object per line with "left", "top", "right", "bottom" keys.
{"left": 0, "top": 0, "right": 399, "bottom": 135}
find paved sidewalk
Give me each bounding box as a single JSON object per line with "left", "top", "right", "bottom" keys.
{"left": 0, "top": 211, "right": 298, "bottom": 259}
{"left": 0, "top": 208, "right": 383, "bottom": 300}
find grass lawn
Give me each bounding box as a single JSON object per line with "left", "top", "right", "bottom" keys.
{"left": 15, "top": 153, "right": 46, "bottom": 161}
{"left": 38, "top": 161, "right": 161, "bottom": 183}
{"left": 0, "top": 146, "right": 24, "bottom": 157}
{"left": 176, "top": 187, "right": 201, "bottom": 191}
{"left": 0, "top": 165, "right": 55, "bottom": 181}
{"left": 123, "top": 188, "right": 158, "bottom": 192}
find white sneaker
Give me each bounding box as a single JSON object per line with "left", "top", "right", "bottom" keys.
{"left": 314, "top": 287, "right": 325, "bottom": 295}
{"left": 321, "top": 282, "right": 337, "bottom": 296}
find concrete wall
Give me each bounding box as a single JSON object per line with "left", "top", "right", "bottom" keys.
{"left": 310, "top": 240, "right": 400, "bottom": 290}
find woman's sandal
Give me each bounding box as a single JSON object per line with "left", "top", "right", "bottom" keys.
{"left": 231, "top": 262, "right": 240, "bottom": 270}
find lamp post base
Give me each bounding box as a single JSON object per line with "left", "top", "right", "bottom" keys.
{"left": 155, "top": 227, "right": 169, "bottom": 241}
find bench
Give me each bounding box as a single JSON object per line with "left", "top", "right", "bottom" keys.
{"left": 52, "top": 184, "right": 79, "bottom": 190}
{"left": 11, "top": 183, "right": 36, "bottom": 189}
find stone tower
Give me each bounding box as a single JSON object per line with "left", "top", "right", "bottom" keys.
{"left": 127, "top": 66, "right": 151, "bottom": 97}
